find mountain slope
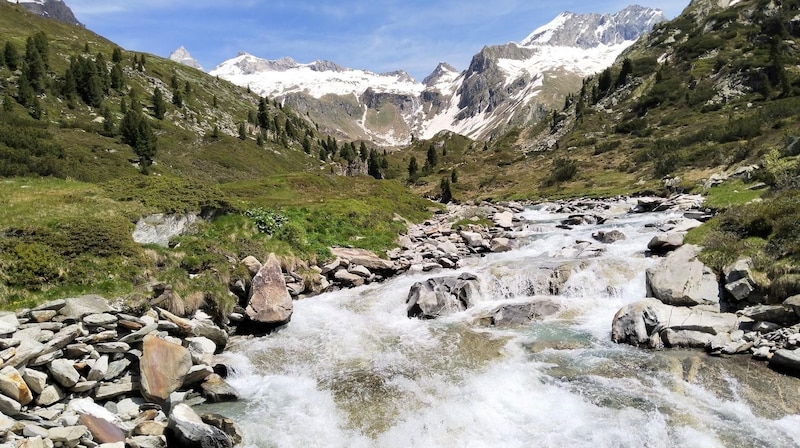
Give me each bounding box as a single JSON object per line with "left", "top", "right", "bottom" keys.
{"left": 210, "top": 5, "right": 664, "bottom": 146}
{"left": 169, "top": 46, "right": 204, "bottom": 71}
{"left": 5, "top": 0, "right": 81, "bottom": 25}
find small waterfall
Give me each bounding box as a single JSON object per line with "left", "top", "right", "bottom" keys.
{"left": 201, "top": 201, "right": 800, "bottom": 448}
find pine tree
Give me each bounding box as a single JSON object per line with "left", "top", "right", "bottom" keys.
{"left": 172, "top": 89, "right": 183, "bottom": 108}
{"left": 121, "top": 106, "right": 157, "bottom": 166}
{"left": 102, "top": 106, "right": 116, "bottom": 135}
{"left": 170, "top": 73, "right": 180, "bottom": 90}
{"left": 451, "top": 169, "right": 458, "bottom": 184}
{"left": 23, "top": 37, "right": 46, "bottom": 92}
{"left": 238, "top": 122, "right": 247, "bottom": 140}
{"left": 0, "top": 43, "right": 5, "bottom": 68}
{"left": 2, "top": 93, "right": 13, "bottom": 112}
{"left": 257, "top": 97, "right": 269, "bottom": 129}
{"left": 407, "top": 156, "right": 419, "bottom": 181}
{"left": 211, "top": 125, "right": 219, "bottom": 139}
{"left": 426, "top": 144, "right": 438, "bottom": 167}
{"left": 302, "top": 136, "right": 311, "bottom": 154}
{"left": 32, "top": 31, "right": 48, "bottom": 70}
{"left": 439, "top": 178, "right": 453, "bottom": 204}
{"left": 111, "top": 47, "right": 123, "bottom": 63}
{"left": 616, "top": 58, "right": 632, "bottom": 87}
{"left": 4, "top": 41, "right": 19, "bottom": 71}
{"left": 110, "top": 63, "right": 124, "bottom": 90}
{"left": 152, "top": 87, "right": 166, "bottom": 119}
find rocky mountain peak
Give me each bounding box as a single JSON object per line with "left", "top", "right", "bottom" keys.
{"left": 423, "top": 62, "right": 459, "bottom": 87}
{"left": 7, "top": 0, "right": 82, "bottom": 25}
{"left": 520, "top": 4, "right": 665, "bottom": 48}
{"left": 169, "top": 46, "right": 204, "bottom": 71}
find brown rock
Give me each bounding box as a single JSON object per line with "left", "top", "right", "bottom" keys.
{"left": 78, "top": 413, "right": 125, "bottom": 444}
{"left": 0, "top": 366, "right": 33, "bottom": 405}
{"left": 140, "top": 334, "right": 192, "bottom": 404}
{"left": 245, "top": 253, "right": 293, "bottom": 326}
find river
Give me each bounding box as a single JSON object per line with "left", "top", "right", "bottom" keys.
{"left": 200, "top": 200, "right": 800, "bottom": 447}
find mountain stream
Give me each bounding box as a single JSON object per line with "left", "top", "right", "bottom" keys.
{"left": 200, "top": 201, "right": 800, "bottom": 447}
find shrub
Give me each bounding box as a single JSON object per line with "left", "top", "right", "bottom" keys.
{"left": 244, "top": 207, "right": 287, "bottom": 235}
{"left": 547, "top": 157, "right": 578, "bottom": 185}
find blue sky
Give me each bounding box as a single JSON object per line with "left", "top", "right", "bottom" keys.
{"left": 67, "top": 0, "right": 690, "bottom": 80}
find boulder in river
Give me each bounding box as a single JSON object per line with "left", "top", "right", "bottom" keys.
{"left": 611, "top": 298, "right": 739, "bottom": 348}
{"left": 406, "top": 273, "right": 482, "bottom": 319}
{"left": 245, "top": 253, "right": 294, "bottom": 329}
{"left": 646, "top": 245, "right": 720, "bottom": 308}
{"left": 140, "top": 334, "right": 192, "bottom": 404}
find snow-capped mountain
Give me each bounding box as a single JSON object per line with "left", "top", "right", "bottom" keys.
{"left": 6, "top": 0, "right": 81, "bottom": 25}
{"left": 210, "top": 5, "right": 665, "bottom": 145}
{"left": 169, "top": 46, "right": 204, "bottom": 71}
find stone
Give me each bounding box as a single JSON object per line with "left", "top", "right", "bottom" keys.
{"left": 459, "top": 231, "right": 485, "bottom": 248}
{"left": 22, "top": 368, "right": 48, "bottom": 394}
{"left": 348, "top": 264, "right": 372, "bottom": 278}
{"left": 94, "top": 377, "right": 137, "bottom": 401}
{"left": 769, "top": 349, "right": 800, "bottom": 375}
{"left": 478, "top": 299, "right": 562, "bottom": 326}
{"left": 329, "top": 247, "right": 394, "bottom": 272}
{"left": 37, "top": 384, "right": 65, "bottom": 406}
{"left": 140, "top": 334, "right": 192, "bottom": 403}
{"left": 737, "top": 305, "right": 798, "bottom": 326}
{"left": 71, "top": 380, "right": 97, "bottom": 393}
{"left": 0, "top": 313, "right": 20, "bottom": 335}
{"left": 661, "top": 329, "right": 714, "bottom": 348}
{"left": 784, "top": 295, "right": 800, "bottom": 317}
{"left": 32, "top": 299, "right": 66, "bottom": 312}
{"left": 0, "top": 366, "right": 32, "bottom": 405}
{"left": 611, "top": 298, "right": 739, "bottom": 348}
{"left": 201, "top": 413, "right": 243, "bottom": 445}
{"left": 183, "top": 365, "right": 214, "bottom": 387}
{"left": 49, "top": 359, "right": 80, "bottom": 388}
{"left": 78, "top": 413, "right": 125, "bottom": 444}
{"left": 0, "top": 393, "right": 21, "bottom": 416}
{"left": 647, "top": 233, "right": 684, "bottom": 255}
{"left": 646, "top": 245, "right": 720, "bottom": 307}
{"left": 406, "top": 273, "right": 482, "bottom": 319}
{"left": 245, "top": 253, "right": 294, "bottom": 326}
{"left": 30, "top": 310, "right": 57, "bottom": 323}
{"left": 493, "top": 211, "right": 514, "bottom": 229}
{"left": 723, "top": 258, "right": 759, "bottom": 301}
{"left": 132, "top": 213, "right": 199, "bottom": 247}
{"left": 134, "top": 421, "right": 167, "bottom": 436}
{"left": 592, "top": 230, "right": 626, "bottom": 244}
{"left": 18, "top": 436, "right": 48, "bottom": 448}
{"left": 191, "top": 322, "right": 228, "bottom": 352}
{"left": 83, "top": 313, "right": 118, "bottom": 327}
{"left": 127, "top": 435, "right": 168, "bottom": 448}
{"left": 87, "top": 355, "right": 109, "bottom": 381}
{"left": 167, "top": 403, "right": 232, "bottom": 448}
{"left": 104, "top": 358, "right": 131, "bottom": 381}
{"left": 200, "top": 374, "right": 239, "bottom": 403}
{"left": 95, "top": 342, "right": 130, "bottom": 353}
{"left": 334, "top": 269, "right": 365, "bottom": 287}
{"left": 436, "top": 241, "right": 459, "bottom": 256}
{"left": 22, "top": 423, "right": 49, "bottom": 438}
{"left": 60, "top": 295, "right": 113, "bottom": 320}
{"left": 45, "top": 323, "right": 84, "bottom": 352}
{"left": 48, "top": 425, "right": 87, "bottom": 448}
{"left": 490, "top": 237, "right": 513, "bottom": 253}
{"left": 185, "top": 337, "right": 216, "bottom": 365}
{"left": 241, "top": 255, "right": 263, "bottom": 277}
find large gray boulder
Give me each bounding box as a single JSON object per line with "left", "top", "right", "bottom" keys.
{"left": 60, "top": 295, "right": 113, "bottom": 321}
{"left": 646, "top": 245, "right": 721, "bottom": 308}
{"left": 406, "top": 273, "right": 482, "bottom": 319}
{"left": 611, "top": 298, "right": 738, "bottom": 348}
{"left": 723, "top": 258, "right": 760, "bottom": 302}
{"left": 132, "top": 213, "right": 199, "bottom": 247}
{"left": 647, "top": 233, "right": 684, "bottom": 255}
{"left": 329, "top": 247, "right": 394, "bottom": 272}
{"left": 245, "top": 253, "right": 293, "bottom": 327}
{"left": 475, "top": 299, "right": 562, "bottom": 326}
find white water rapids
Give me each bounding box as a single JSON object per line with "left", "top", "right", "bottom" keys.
{"left": 200, "top": 201, "right": 800, "bottom": 447}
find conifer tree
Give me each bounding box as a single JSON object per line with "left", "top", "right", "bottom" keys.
{"left": 110, "top": 63, "right": 124, "bottom": 90}
{"left": 23, "top": 37, "right": 46, "bottom": 92}
{"left": 121, "top": 104, "right": 157, "bottom": 166}
{"left": 112, "top": 47, "right": 123, "bottom": 63}
{"left": 4, "top": 41, "right": 19, "bottom": 71}
{"left": 238, "top": 122, "right": 247, "bottom": 140}
{"left": 257, "top": 97, "right": 269, "bottom": 129}
{"left": 426, "top": 144, "right": 438, "bottom": 167}
{"left": 32, "top": 32, "right": 48, "bottom": 70}
{"left": 172, "top": 88, "right": 183, "bottom": 108}
{"left": 102, "top": 106, "right": 116, "bottom": 135}
{"left": 152, "top": 87, "right": 166, "bottom": 119}
{"left": 439, "top": 178, "right": 453, "bottom": 204}
{"left": 408, "top": 156, "right": 419, "bottom": 181}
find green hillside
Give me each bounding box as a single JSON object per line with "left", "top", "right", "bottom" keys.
{"left": 0, "top": 2, "right": 435, "bottom": 308}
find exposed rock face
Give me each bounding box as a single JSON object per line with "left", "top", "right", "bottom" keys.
{"left": 132, "top": 213, "right": 200, "bottom": 247}
{"left": 14, "top": 0, "right": 82, "bottom": 25}
{"left": 406, "top": 273, "right": 482, "bottom": 319}
{"left": 139, "top": 334, "right": 192, "bottom": 403}
{"left": 645, "top": 245, "right": 721, "bottom": 307}
{"left": 611, "top": 298, "right": 739, "bottom": 348}
{"left": 245, "top": 253, "right": 294, "bottom": 328}
{"left": 169, "top": 46, "right": 204, "bottom": 71}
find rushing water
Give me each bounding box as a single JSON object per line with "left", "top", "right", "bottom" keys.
{"left": 200, "top": 201, "right": 800, "bottom": 448}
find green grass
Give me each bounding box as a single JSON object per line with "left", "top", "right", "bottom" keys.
{"left": 702, "top": 179, "right": 766, "bottom": 210}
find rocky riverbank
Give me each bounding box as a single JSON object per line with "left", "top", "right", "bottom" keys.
{"left": 3, "top": 192, "right": 795, "bottom": 447}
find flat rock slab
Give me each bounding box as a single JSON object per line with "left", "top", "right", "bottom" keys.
{"left": 140, "top": 334, "right": 192, "bottom": 403}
